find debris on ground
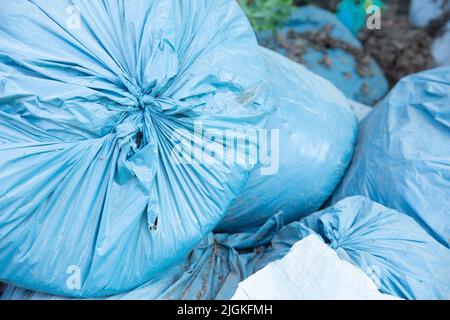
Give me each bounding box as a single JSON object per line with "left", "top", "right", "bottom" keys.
{"left": 258, "top": 5, "right": 389, "bottom": 105}
{"left": 359, "top": 0, "right": 437, "bottom": 85}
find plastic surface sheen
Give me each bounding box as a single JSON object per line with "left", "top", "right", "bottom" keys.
{"left": 0, "top": 0, "right": 271, "bottom": 297}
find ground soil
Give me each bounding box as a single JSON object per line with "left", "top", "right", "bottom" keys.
{"left": 291, "top": 0, "right": 449, "bottom": 87}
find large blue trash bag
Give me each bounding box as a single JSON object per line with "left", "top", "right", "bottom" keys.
{"left": 0, "top": 0, "right": 272, "bottom": 297}
{"left": 332, "top": 67, "right": 450, "bottom": 247}
{"left": 4, "top": 197, "right": 449, "bottom": 300}
{"left": 1, "top": 214, "right": 306, "bottom": 300}
{"left": 258, "top": 5, "right": 389, "bottom": 105}
{"left": 298, "top": 196, "right": 450, "bottom": 300}
{"left": 216, "top": 47, "right": 358, "bottom": 232}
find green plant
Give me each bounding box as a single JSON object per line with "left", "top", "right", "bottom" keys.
{"left": 239, "top": 0, "right": 294, "bottom": 32}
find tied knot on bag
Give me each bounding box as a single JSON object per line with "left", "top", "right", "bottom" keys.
{"left": 136, "top": 93, "right": 159, "bottom": 111}
{"left": 110, "top": 85, "right": 200, "bottom": 150}
{"left": 109, "top": 92, "right": 164, "bottom": 141}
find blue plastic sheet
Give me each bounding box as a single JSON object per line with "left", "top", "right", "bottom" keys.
{"left": 332, "top": 67, "right": 450, "bottom": 247}
{"left": 257, "top": 6, "right": 389, "bottom": 105}
{"left": 3, "top": 196, "right": 449, "bottom": 300}
{"left": 217, "top": 47, "right": 358, "bottom": 232}
{"left": 0, "top": 0, "right": 272, "bottom": 297}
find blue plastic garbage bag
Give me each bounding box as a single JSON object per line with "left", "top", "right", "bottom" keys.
{"left": 298, "top": 196, "right": 450, "bottom": 300}
{"left": 217, "top": 47, "right": 358, "bottom": 232}
{"left": 0, "top": 0, "right": 271, "bottom": 297}
{"left": 254, "top": 196, "right": 450, "bottom": 300}
{"left": 257, "top": 5, "right": 389, "bottom": 105}
{"left": 332, "top": 67, "right": 450, "bottom": 247}
{"left": 1, "top": 214, "right": 300, "bottom": 300}
{"left": 4, "top": 197, "right": 449, "bottom": 300}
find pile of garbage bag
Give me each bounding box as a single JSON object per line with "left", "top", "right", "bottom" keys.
{"left": 1, "top": 0, "right": 449, "bottom": 300}
{"left": 3, "top": 196, "right": 450, "bottom": 300}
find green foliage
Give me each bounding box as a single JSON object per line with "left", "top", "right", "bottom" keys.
{"left": 239, "top": 0, "right": 294, "bottom": 32}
